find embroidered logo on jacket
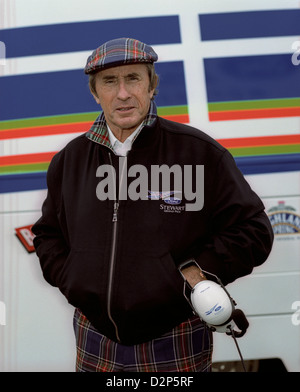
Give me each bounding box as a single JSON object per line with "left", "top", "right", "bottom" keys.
{"left": 147, "top": 190, "right": 185, "bottom": 213}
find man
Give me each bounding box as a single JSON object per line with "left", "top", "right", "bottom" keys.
{"left": 32, "top": 38, "right": 274, "bottom": 372}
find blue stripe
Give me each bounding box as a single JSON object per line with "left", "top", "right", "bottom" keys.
{"left": 0, "top": 16, "right": 180, "bottom": 58}
{"left": 236, "top": 154, "right": 300, "bottom": 175}
{"left": 203, "top": 54, "right": 300, "bottom": 102}
{"left": 199, "top": 9, "right": 300, "bottom": 41}
{"left": 0, "top": 61, "right": 187, "bottom": 121}
{"left": 0, "top": 172, "right": 47, "bottom": 193}
{"left": 1, "top": 154, "right": 299, "bottom": 193}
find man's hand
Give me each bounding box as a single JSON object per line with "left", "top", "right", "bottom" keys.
{"left": 181, "top": 265, "right": 206, "bottom": 288}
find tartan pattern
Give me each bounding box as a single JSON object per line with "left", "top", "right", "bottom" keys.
{"left": 85, "top": 100, "right": 157, "bottom": 148}
{"left": 84, "top": 38, "right": 158, "bottom": 74}
{"left": 73, "top": 308, "right": 213, "bottom": 372}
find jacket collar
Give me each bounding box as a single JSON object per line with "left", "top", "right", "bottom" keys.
{"left": 85, "top": 100, "right": 157, "bottom": 149}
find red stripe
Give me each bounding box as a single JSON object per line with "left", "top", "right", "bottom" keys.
{"left": 209, "top": 107, "right": 300, "bottom": 121}
{"left": 0, "top": 152, "right": 57, "bottom": 166}
{"left": 163, "top": 114, "right": 189, "bottom": 123}
{"left": 218, "top": 134, "right": 300, "bottom": 148}
{"left": 0, "top": 122, "right": 92, "bottom": 140}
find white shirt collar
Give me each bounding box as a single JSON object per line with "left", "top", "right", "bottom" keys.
{"left": 107, "top": 123, "right": 143, "bottom": 156}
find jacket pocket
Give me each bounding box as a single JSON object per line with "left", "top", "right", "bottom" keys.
{"left": 58, "top": 248, "right": 106, "bottom": 309}
{"left": 111, "top": 252, "right": 192, "bottom": 340}
{"left": 113, "top": 252, "right": 185, "bottom": 314}
{"left": 159, "top": 252, "right": 185, "bottom": 296}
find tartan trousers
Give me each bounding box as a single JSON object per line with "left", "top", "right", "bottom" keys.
{"left": 73, "top": 308, "right": 213, "bottom": 372}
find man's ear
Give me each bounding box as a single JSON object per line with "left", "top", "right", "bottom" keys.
{"left": 149, "top": 74, "right": 159, "bottom": 99}
{"left": 91, "top": 91, "right": 101, "bottom": 105}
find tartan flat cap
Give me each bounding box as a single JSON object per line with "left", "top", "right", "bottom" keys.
{"left": 84, "top": 38, "right": 158, "bottom": 74}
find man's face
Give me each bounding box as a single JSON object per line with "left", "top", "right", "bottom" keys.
{"left": 92, "top": 63, "right": 156, "bottom": 138}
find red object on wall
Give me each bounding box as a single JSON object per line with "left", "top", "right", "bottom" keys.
{"left": 15, "top": 225, "right": 35, "bottom": 253}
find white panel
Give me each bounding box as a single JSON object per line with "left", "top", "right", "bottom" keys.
{"left": 1, "top": 211, "right": 75, "bottom": 372}
{"left": 246, "top": 172, "right": 300, "bottom": 199}
{"left": 9, "top": 0, "right": 299, "bottom": 29}
{"left": 0, "top": 190, "right": 47, "bottom": 213}
{"left": 212, "top": 314, "right": 300, "bottom": 372}
{"left": 255, "top": 239, "right": 300, "bottom": 274}
{"left": 226, "top": 272, "right": 300, "bottom": 316}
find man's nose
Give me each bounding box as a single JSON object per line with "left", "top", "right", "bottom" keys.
{"left": 117, "top": 80, "right": 131, "bottom": 100}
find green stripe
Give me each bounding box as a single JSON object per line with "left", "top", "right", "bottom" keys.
{"left": 0, "top": 163, "right": 49, "bottom": 175}
{"left": 208, "top": 98, "right": 300, "bottom": 112}
{"left": 0, "top": 106, "right": 189, "bottom": 130}
{"left": 229, "top": 144, "right": 300, "bottom": 157}
{"left": 157, "top": 105, "right": 188, "bottom": 116}
{"left": 0, "top": 112, "right": 99, "bottom": 130}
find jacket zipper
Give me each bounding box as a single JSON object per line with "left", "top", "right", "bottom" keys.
{"left": 107, "top": 152, "right": 127, "bottom": 342}
{"left": 107, "top": 200, "right": 120, "bottom": 341}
